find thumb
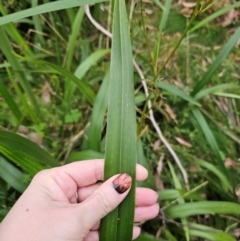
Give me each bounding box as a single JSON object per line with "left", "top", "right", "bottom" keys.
{"left": 78, "top": 173, "right": 132, "bottom": 229}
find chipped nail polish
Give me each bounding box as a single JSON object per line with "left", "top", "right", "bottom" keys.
{"left": 112, "top": 173, "right": 132, "bottom": 194}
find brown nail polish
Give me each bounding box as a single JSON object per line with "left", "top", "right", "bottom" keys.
{"left": 112, "top": 173, "right": 132, "bottom": 194}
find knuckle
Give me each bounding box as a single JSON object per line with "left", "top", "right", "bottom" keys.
{"left": 33, "top": 169, "right": 49, "bottom": 180}
{"left": 93, "top": 190, "right": 114, "bottom": 215}
{"left": 32, "top": 169, "right": 53, "bottom": 184}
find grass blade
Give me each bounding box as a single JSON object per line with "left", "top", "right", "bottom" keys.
{"left": 0, "top": 80, "right": 22, "bottom": 121}
{"left": 158, "top": 81, "right": 200, "bottom": 106}
{"left": 0, "top": 3, "right": 32, "bottom": 55}
{"left": 67, "top": 150, "right": 104, "bottom": 163}
{"left": 14, "top": 53, "right": 96, "bottom": 104}
{"left": 86, "top": 72, "right": 109, "bottom": 151}
{"left": 135, "top": 233, "right": 167, "bottom": 241}
{"left": 0, "top": 156, "right": 28, "bottom": 193}
{"left": 196, "top": 159, "right": 231, "bottom": 191}
{"left": 191, "top": 27, "right": 240, "bottom": 96}
{"left": 189, "top": 2, "right": 240, "bottom": 33}
{"left": 165, "top": 201, "right": 240, "bottom": 219}
{"left": 189, "top": 222, "right": 235, "bottom": 241}
{"left": 194, "top": 83, "right": 238, "bottom": 100}
{"left": 0, "top": 27, "right": 41, "bottom": 122}
{"left": 65, "top": 7, "right": 85, "bottom": 70}
{"left": 212, "top": 92, "right": 240, "bottom": 99}
{"left": 191, "top": 109, "right": 229, "bottom": 181}
{"left": 0, "top": 130, "right": 58, "bottom": 176}
{"left": 168, "top": 162, "right": 190, "bottom": 241}
{"left": 0, "top": 0, "right": 107, "bottom": 26}
{"left": 64, "top": 49, "right": 110, "bottom": 106}
{"left": 100, "top": 0, "right": 137, "bottom": 240}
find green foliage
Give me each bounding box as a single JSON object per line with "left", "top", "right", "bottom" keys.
{"left": 100, "top": 0, "right": 136, "bottom": 240}
{"left": 0, "top": 0, "right": 240, "bottom": 240}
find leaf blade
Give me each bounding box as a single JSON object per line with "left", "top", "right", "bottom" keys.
{"left": 100, "top": 1, "right": 137, "bottom": 241}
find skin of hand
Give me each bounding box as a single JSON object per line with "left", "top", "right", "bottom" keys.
{"left": 0, "top": 159, "right": 159, "bottom": 241}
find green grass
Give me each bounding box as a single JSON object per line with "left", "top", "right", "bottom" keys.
{"left": 0, "top": 0, "right": 240, "bottom": 240}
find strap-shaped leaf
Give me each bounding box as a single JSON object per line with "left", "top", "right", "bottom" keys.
{"left": 0, "top": 0, "right": 108, "bottom": 26}
{"left": 0, "top": 156, "right": 28, "bottom": 192}
{"left": 100, "top": 0, "right": 137, "bottom": 241}
{"left": 0, "top": 130, "right": 58, "bottom": 176}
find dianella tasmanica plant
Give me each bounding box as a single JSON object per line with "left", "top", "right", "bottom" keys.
{"left": 99, "top": 1, "right": 137, "bottom": 241}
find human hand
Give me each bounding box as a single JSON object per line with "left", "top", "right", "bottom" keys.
{"left": 0, "top": 159, "right": 159, "bottom": 241}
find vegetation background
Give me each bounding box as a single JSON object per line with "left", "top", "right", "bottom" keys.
{"left": 0, "top": 0, "right": 240, "bottom": 240}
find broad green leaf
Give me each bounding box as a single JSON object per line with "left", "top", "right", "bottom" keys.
{"left": 0, "top": 156, "right": 28, "bottom": 193}
{"left": 165, "top": 201, "right": 240, "bottom": 219}
{"left": 100, "top": 0, "right": 137, "bottom": 241}
{"left": 0, "top": 130, "right": 58, "bottom": 176}
{"left": 192, "top": 27, "right": 240, "bottom": 96}
{"left": 0, "top": 0, "right": 108, "bottom": 26}
{"left": 14, "top": 53, "right": 96, "bottom": 104}
{"left": 189, "top": 222, "right": 235, "bottom": 241}
{"left": 86, "top": 72, "right": 109, "bottom": 151}
{"left": 67, "top": 150, "right": 104, "bottom": 163}
{"left": 158, "top": 81, "right": 200, "bottom": 106}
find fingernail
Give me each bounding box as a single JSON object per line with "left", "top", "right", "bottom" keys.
{"left": 112, "top": 173, "right": 132, "bottom": 194}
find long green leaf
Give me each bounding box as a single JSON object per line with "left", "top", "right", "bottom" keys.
{"left": 158, "top": 81, "right": 200, "bottom": 106}
{"left": 165, "top": 201, "right": 240, "bottom": 219}
{"left": 192, "top": 27, "right": 240, "bottom": 96}
{"left": 189, "top": 222, "right": 235, "bottom": 241}
{"left": 0, "top": 3, "right": 32, "bottom": 55}
{"left": 67, "top": 150, "right": 104, "bottom": 163}
{"left": 191, "top": 109, "right": 229, "bottom": 181}
{"left": 135, "top": 233, "right": 167, "bottom": 241}
{"left": 86, "top": 72, "right": 109, "bottom": 151}
{"left": 159, "top": 189, "right": 204, "bottom": 201}
{"left": 0, "top": 80, "right": 22, "bottom": 121}
{"left": 0, "top": 27, "right": 41, "bottom": 123}
{"left": 189, "top": 2, "right": 240, "bottom": 33}
{"left": 31, "top": 0, "right": 45, "bottom": 46}
{"left": 196, "top": 159, "right": 231, "bottom": 191}
{"left": 168, "top": 162, "right": 189, "bottom": 241}
{"left": 153, "top": 0, "right": 172, "bottom": 70}
{"left": 14, "top": 53, "right": 96, "bottom": 104}
{"left": 65, "top": 7, "right": 85, "bottom": 70}
{"left": 100, "top": 0, "right": 137, "bottom": 241}
{"left": 0, "top": 156, "right": 28, "bottom": 193}
{"left": 194, "top": 83, "right": 238, "bottom": 100}
{"left": 0, "top": 0, "right": 107, "bottom": 26}
{"left": 0, "top": 130, "right": 58, "bottom": 176}
{"left": 213, "top": 92, "right": 240, "bottom": 99}
{"left": 137, "top": 140, "right": 155, "bottom": 189}
{"left": 64, "top": 49, "right": 109, "bottom": 106}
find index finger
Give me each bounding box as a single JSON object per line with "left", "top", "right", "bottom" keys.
{"left": 58, "top": 159, "right": 148, "bottom": 187}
